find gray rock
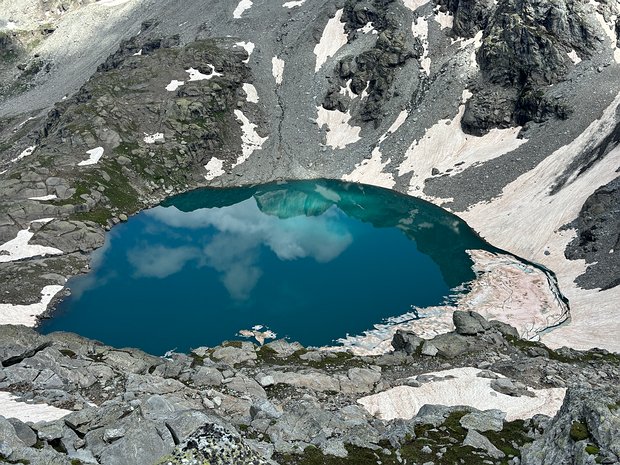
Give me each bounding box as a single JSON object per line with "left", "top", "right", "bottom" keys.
{"left": 320, "top": 438, "right": 348, "bottom": 457}
{"left": 490, "top": 378, "right": 535, "bottom": 397}
{"left": 165, "top": 410, "right": 220, "bottom": 443}
{"left": 463, "top": 429, "right": 505, "bottom": 459}
{"left": 421, "top": 342, "right": 438, "bottom": 356}
{"left": 0, "top": 417, "right": 25, "bottom": 451}
{"left": 460, "top": 409, "right": 506, "bottom": 432}
{"left": 211, "top": 344, "right": 257, "bottom": 365}
{"left": 98, "top": 418, "right": 174, "bottom": 465}
{"left": 453, "top": 311, "right": 491, "bottom": 335}
{"left": 103, "top": 427, "right": 125, "bottom": 443}
{"left": 7, "top": 418, "right": 37, "bottom": 447}
{"left": 391, "top": 330, "right": 424, "bottom": 355}
{"left": 192, "top": 366, "right": 223, "bottom": 387}
{"left": 251, "top": 399, "right": 283, "bottom": 420}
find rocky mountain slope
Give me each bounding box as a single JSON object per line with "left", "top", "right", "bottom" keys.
{"left": 0, "top": 0, "right": 619, "bottom": 463}
{"left": 0, "top": 312, "right": 618, "bottom": 464}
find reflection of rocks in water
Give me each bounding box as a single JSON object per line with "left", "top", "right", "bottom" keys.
{"left": 254, "top": 189, "right": 333, "bottom": 219}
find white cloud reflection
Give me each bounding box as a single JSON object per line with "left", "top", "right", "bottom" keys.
{"left": 128, "top": 198, "right": 353, "bottom": 300}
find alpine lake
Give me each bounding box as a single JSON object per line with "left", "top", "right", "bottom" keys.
{"left": 40, "top": 180, "right": 502, "bottom": 355}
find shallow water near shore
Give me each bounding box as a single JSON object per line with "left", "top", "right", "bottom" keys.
{"left": 40, "top": 180, "right": 498, "bottom": 354}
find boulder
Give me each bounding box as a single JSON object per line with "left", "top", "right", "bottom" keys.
{"left": 453, "top": 311, "right": 491, "bottom": 335}
{"left": 391, "top": 330, "right": 424, "bottom": 355}
{"left": 459, "top": 409, "right": 506, "bottom": 432}
{"left": 463, "top": 429, "right": 505, "bottom": 459}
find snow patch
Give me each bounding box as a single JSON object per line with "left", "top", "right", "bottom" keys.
{"left": 357, "top": 22, "right": 377, "bottom": 34}
{"left": 0, "top": 284, "right": 64, "bottom": 327}
{"left": 11, "top": 145, "right": 36, "bottom": 162}
{"left": 28, "top": 194, "right": 58, "bottom": 201}
{"left": 339, "top": 79, "right": 357, "bottom": 99}
{"left": 204, "top": 157, "right": 225, "bottom": 181}
{"left": 0, "top": 218, "right": 63, "bottom": 263}
{"left": 462, "top": 90, "right": 620, "bottom": 353}
{"left": 412, "top": 17, "right": 431, "bottom": 75}
{"left": 243, "top": 83, "right": 259, "bottom": 103}
{"left": 78, "top": 147, "right": 104, "bottom": 166}
{"left": 316, "top": 107, "right": 362, "bottom": 149}
{"left": 358, "top": 367, "right": 566, "bottom": 422}
{"left": 401, "top": 0, "right": 430, "bottom": 11}
{"left": 143, "top": 132, "right": 164, "bottom": 144}
{"left": 568, "top": 49, "right": 582, "bottom": 64}
{"left": 233, "top": 0, "right": 253, "bottom": 18}
{"left": 0, "top": 391, "right": 71, "bottom": 423}
{"left": 314, "top": 9, "right": 348, "bottom": 72}
{"left": 343, "top": 147, "right": 395, "bottom": 188}
{"left": 186, "top": 65, "right": 222, "bottom": 81}
{"left": 283, "top": 0, "right": 306, "bottom": 7}
{"left": 272, "top": 56, "right": 285, "bottom": 84}
{"left": 165, "top": 79, "right": 185, "bottom": 91}
{"left": 235, "top": 41, "right": 255, "bottom": 63}
{"left": 233, "top": 110, "right": 268, "bottom": 167}
{"left": 379, "top": 110, "right": 409, "bottom": 143}
{"left": 398, "top": 91, "right": 527, "bottom": 196}
{"left": 594, "top": 12, "right": 620, "bottom": 63}
{"left": 133, "top": 49, "right": 143, "bottom": 56}
{"left": 434, "top": 8, "right": 453, "bottom": 29}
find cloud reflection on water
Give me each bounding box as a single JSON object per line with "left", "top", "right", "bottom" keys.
{"left": 127, "top": 198, "right": 353, "bottom": 300}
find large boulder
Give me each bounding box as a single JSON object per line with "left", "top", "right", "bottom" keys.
{"left": 452, "top": 311, "right": 491, "bottom": 335}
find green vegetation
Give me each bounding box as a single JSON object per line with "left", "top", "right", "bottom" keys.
{"left": 276, "top": 412, "right": 530, "bottom": 465}
{"left": 585, "top": 444, "right": 600, "bottom": 455}
{"left": 569, "top": 421, "right": 590, "bottom": 442}
{"left": 255, "top": 346, "right": 365, "bottom": 370}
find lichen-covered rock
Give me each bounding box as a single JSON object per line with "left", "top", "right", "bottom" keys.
{"left": 157, "top": 423, "right": 269, "bottom": 465}
{"left": 521, "top": 386, "right": 620, "bottom": 465}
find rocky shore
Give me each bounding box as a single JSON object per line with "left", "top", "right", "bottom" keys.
{"left": 0, "top": 311, "right": 618, "bottom": 464}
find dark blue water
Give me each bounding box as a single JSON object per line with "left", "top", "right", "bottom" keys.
{"left": 40, "top": 180, "right": 496, "bottom": 354}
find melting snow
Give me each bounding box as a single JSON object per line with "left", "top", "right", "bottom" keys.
{"left": 343, "top": 147, "right": 395, "bottom": 188}
{"left": 166, "top": 80, "right": 185, "bottom": 91}
{"left": 28, "top": 194, "right": 58, "bottom": 201}
{"left": 143, "top": 133, "right": 164, "bottom": 144}
{"left": 339, "top": 79, "right": 357, "bottom": 99}
{"left": 314, "top": 9, "right": 348, "bottom": 72}
{"left": 379, "top": 109, "right": 409, "bottom": 143}
{"left": 243, "top": 83, "right": 259, "bottom": 103}
{"left": 398, "top": 90, "right": 527, "bottom": 195}
{"left": 11, "top": 145, "right": 36, "bottom": 162}
{"left": 233, "top": 0, "right": 253, "bottom": 18}
{"left": 186, "top": 65, "right": 222, "bottom": 81}
{"left": 316, "top": 107, "right": 361, "bottom": 149}
{"left": 283, "top": 0, "right": 306, "bottom": 7}
{"left": 568, "top": 49, "right": 582, "bottom": 64}
{"left": 235, "top": 41, "right": 255, "bottom": 63}
{"left": 412, "top": 17, "right": 431, "bottom": 75}
{"left": 0, "top": 391, "right": 71, "bottom": 423}
{"left": 233, "top": 110, "right": 268, "bottom": 167}
{"left": 358, "top": 22, "right": 377, "bottom": 34}
{"left": 272, "top": 56, "right": 285, "bottom": 84}
{"left": 359, "top": 367, "right": 566, "bottom": 422}
{"left": 0, "top": 284, "right": 65, "bottom": 327}
{"left": 204, "top": 157, "right": 225, "bottom": 180}
{"left": 434, "top": 8, "right": 454, "bottom": 29}
{"left": 78, "top": 147, "right": 104, "bottom": 166}
{"left": 401, "top": 0, "right": 430, "bottom": 11}
{"left": 133, "top": 49, "right": 143, "bottom": 56}
{"left": 0, "top": 218, "right": 63, "bottom": 263}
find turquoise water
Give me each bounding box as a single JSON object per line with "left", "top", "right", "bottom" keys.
{"left": 40, "top": 180, "right": 497, "bottom": 354}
